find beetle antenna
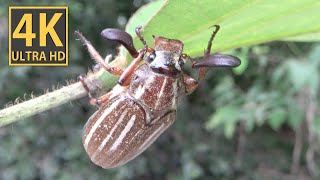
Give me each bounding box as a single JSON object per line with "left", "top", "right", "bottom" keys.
{"left": 101, "top": 28, "right": 139, "bottom": 58}
{"left": 135, "top": 26, "right": 148, "bottom": 49}
{"left": 204, "top": 25, "right": 220, "bottom": 57}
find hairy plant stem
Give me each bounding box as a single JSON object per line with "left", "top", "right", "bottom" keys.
{"left": 0, "top": 56, "right": 125, "bottom": 127}
{"left": 0, "top": 82, "right": 86, "bottom": 126}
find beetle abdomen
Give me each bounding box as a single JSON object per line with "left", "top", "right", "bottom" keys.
{"left": 82, "top": 95, "right": 175, "bottom": 168}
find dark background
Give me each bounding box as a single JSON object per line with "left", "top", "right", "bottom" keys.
{"left": 0, "top": 0, "right": 319, "bottom": 179}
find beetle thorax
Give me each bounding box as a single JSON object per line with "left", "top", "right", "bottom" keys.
{"left": 129, "top": 64, "right": 184, "bottom": 113}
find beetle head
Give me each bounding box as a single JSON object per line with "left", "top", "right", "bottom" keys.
{"left": 146, "top": 36, "right": 184, "bottom": 76}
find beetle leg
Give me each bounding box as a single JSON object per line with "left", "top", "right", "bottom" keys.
{"left": 204, "top": 25, "right": 220, "bottom": 57}
{"left": 181, "top": 54, "right": 206, "bottom": 82}
{"left": 116, "top": 25, "right": 150, "bottom": 86}
{"left": 118, "top": 50, "right": 146, "bottom": 86}
{"left": 91, "top": 85, "right": 128, "bottom": 106}
{"left": 75, "top": 31, "right": 124, "bottom": 76}
{"left": 135, "top": 26, "right": 148, "bottom": 49}
{"left": 183, "top": 74, "right": 198, "bottom": 95}
{"left": 78, "top": 75, "right": 101, "bottom": 106}
{"left": 199, "top": 25, "right": 220, "bottom": 81}
{"left": 78, "top": 75, "right": 92, "bottom": 98}
{"left": 79, "top": 75, "right": 127, "bottom": 106}
{"left": 181, "top": 25, "right": 221, "bottom": 82}
{"left": 197, "top": 25, "right": 220, "bottom": 81}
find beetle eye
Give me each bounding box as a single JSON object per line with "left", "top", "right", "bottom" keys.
{"left": 146, "top": 53, "right": 156, "bottom": 63}
{"left": 178, "top": 59, "right": 184, "bottom": 66}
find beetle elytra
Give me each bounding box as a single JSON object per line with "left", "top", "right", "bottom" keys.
{"left": 75, "top": 25, "right": 240, "bottom": 169}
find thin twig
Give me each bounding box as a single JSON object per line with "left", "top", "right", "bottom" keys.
{"left": 234, "top": 121, "right": 246, "bottom": 169}
{"left": 291, "top": 123, "right": 303, "bottom": 174}
{"left": 305, "top": 90, "right": 318, "bottom": 177}
{"left": 0, "top": 82, "right": 86, "bottom": 126}
{"left": 0, "top": 55, "right": 125, "bottom": 127}
{"left": 291, "top": 88, "right": 307, "bottom": 174}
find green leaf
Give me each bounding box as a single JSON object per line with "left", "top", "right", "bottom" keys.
{"left": 283, "top": 32, "right": 320, "bottom": 42}
{"left": 268, "top": 109, "right": 287, "bottom": 130}
{"left": 312, "top": 116, "right": 320, "bottom": 137}
{"left": 286, "top": 60, "right": 317, "bottom": 92}
{"left": 224, "top": 122, "right": 236, "bottom": 139}
{"left": 287, "top": 105, "right": 304, "bottom": 129}
{"left": 206, "top": 106, "right": 240, "bottom": 130}
{"left": 125, "top": 0, "right": 320, "bottom": 59}
{"left": 206, "top": 105, "right": 241, "bottom": 138}
{"left": 126, "top": 0, "right": 164, "bottom": 35}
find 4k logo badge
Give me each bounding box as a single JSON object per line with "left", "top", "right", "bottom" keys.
{"left": 9, "top": 6, "right": 68, "bottom": 66}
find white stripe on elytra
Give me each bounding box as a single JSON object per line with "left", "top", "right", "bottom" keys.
{"left": 134, "top": 85, "right": 144, "bottom": 99}
{"left": 110, "top": 129, "right": 142, "bottom": 165}
{"left": 134, "top": 77, "right": 155, "bottom": 99}
{"left": 154, "top": 78, "right": 167, "bottom": 109}
{"left": 84, "top": 99, "right": 122, "bottom": 148}
{"left": 139, "top": 115, "right": 174, "bottom": 151}
{"left": 91, "top": 110, "right": 129, "bottom": 160}
{"left": 139, "top": 123, "right": 165, "bottom": 150}
{"left": 116, "top": 122, "right": 166, "bottom": 166}
{"left": 109, "top": 85, "right": 127, "bottom": 99}
{"left": 110, "top": 115, "right": 136, "bottom": 151}
{"left": 172, "top": 80, "right": 178, "bottom": 109}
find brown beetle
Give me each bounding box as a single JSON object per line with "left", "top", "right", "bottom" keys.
{"left": 75, "top": 25, "right": 240, "bottom": 169}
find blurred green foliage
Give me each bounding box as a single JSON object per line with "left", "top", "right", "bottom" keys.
{"left": 0, "top": 0, "right": 320, "bottom": 180}
{"left": 207, "top": 43, "right": 320, "bottom": 134}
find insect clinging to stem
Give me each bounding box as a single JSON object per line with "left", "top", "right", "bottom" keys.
{"left": 75, "top": 25, "right": 241, "bottom": 169}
